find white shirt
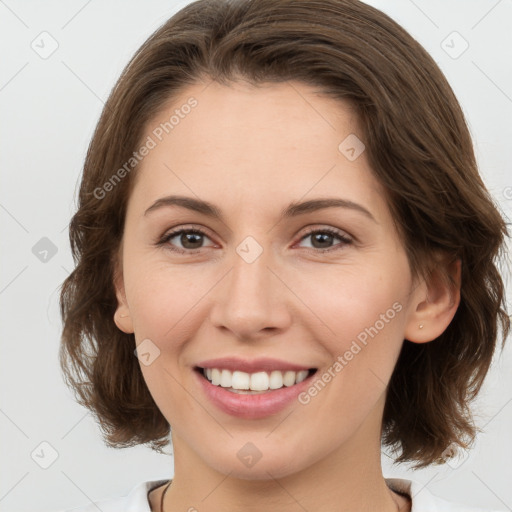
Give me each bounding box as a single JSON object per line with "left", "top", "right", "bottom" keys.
{"left": 57, "top": 478, "right": 506, "bottom": 512}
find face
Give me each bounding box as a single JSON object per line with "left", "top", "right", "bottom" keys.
{"left": 113, "top": 80, "right": 427, "bottom": 480}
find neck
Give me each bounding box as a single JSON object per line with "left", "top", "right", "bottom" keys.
{"left": 161, "top": 396, "right": 409, "bottom": 512}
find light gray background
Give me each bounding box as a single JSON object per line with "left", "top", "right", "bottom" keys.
{"left": 1, "top": 1, "right": 511, "bottom": 511}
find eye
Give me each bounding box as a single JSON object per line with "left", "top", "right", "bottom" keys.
{"left": 296, "top": 227, "right": 352, "bottom": 252}
{"left": 157, "top": 225, "right": 353, "bottom": 254}
{"left": 157, "top": 226, "right": 215, "bottom": 253}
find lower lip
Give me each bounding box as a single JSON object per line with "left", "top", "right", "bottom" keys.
{"left": 194, "top": 368, "right": 316, "bottom": 419}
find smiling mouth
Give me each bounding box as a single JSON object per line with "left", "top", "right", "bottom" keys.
{"left": 194, "top": 366, "right": 317, "bottom": 394}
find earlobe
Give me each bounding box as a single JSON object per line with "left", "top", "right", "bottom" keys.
{"left": 404, "top": 257, "right": 461, "bottom": 344}
{"left": 114, "top": 306, "right": 134, "bottom": 334}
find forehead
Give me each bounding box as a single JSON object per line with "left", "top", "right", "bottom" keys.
{"left": 130, "top": 80, "right": 388, "bottom": 224}
{"left": 146, "top": 79, "right": 362, "bottom": 156}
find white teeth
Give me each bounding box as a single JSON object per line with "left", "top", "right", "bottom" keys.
{"left": 201, "top": 367, "right": 312, "bottom": 391}
{"left": 269, "top": 370, "right": 283, "bottom": 389}
{"left": 232, "top": 371, "right": 250, "bottom": 390}
{"left": 250, "top": 372, "right": 269, "bottom": 391}
{"left": 220, "top": 369, "right": 231, "bottom": 387}
{"left": 296, "top": 370, "right": 309, "bottom": 383}
{"left": 283, "top": 370, "right": 296, "bottom": 387}
{"left": 211, "top": 368, "right": 221, "bottom": 385}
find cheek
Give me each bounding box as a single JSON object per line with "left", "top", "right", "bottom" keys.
{"left": 127, "top": 262, "right": 206, "bottom": 418}
{"left": 293, "top": 265, "right": 407, "bottom": 402}
{"left": 125, "top": 258, "right": 208, "bottom": 340}
{"left": 292, "top": 262, "right": 406, "bottom": 347}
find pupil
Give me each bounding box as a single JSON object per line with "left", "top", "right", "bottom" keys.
{"left": 182, "top": 233, "right": 202, "bottom": 249}
{"left": 313, "top": 233, "right": 332, "bottom": 248}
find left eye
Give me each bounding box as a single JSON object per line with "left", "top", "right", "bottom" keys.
{"left": 158, "top": 228, "right": 214, "bottom": 252}
{"left": 296, "top": 228, "right": 352, "bottom": 252}
{"left": 157, "top": 227, "right": 352, "bottom": 253}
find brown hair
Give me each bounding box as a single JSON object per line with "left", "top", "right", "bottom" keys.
{"left": 59, "top": 0, "right": 510, "bottom": 468}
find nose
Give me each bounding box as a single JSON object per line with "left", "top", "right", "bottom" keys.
{"left": 209, "top": 243, "right": 292, "bottom": 341}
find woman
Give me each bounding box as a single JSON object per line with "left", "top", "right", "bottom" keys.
{"left": 58, "top": 0, "right": 510, "bottom": 510}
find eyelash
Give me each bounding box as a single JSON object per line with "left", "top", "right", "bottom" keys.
{"left": 156, "top": 225, "right": 353, "bottom": 254}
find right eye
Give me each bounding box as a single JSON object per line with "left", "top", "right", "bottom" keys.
{"left": 157, "top": 227, "right": 216, "bottom": 254}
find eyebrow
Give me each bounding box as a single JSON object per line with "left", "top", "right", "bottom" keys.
{"left": 144, "top": 195, "right": 377, "bottom": 223}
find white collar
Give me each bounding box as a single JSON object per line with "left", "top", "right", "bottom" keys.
{"left": 70, "top": 477, "right": 502, "bottom": 512}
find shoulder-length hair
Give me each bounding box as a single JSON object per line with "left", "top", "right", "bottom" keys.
{"left": 59, "top": 0, "right": 510, "bottom": 468}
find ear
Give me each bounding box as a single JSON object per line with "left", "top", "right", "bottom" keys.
{"left": 404, "top": 255, "right": 461, "bottom": 343}
{"left": 112, "top": 248, "right": 134, "bottom": 334}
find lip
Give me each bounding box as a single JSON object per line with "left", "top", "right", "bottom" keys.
{"left": 195, "top": 356, "right": 314, "bottom": 373}
{"left": 193, "top": 366, "right": 318, "bottom": 420}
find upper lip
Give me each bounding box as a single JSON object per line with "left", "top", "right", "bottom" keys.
{"left": 195, "top": 357, "right": 315, "bottom": 373}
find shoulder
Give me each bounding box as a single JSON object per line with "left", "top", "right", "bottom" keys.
{"left": 386, "top": 478, "right": 507, "bottom": 512}
{"left": 53, "top": 479, "right": 169, "bottom": 512}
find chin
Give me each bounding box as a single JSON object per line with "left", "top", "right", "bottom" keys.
{"left": 220, "top": 460, "right": 303, "bottom": 481}
{"left": 199, "top": 442, "right": 312, "bottom": 481}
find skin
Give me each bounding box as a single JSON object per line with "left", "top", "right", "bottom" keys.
{"left": 113, "top": 80, "right": 461, "bottom": 512}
